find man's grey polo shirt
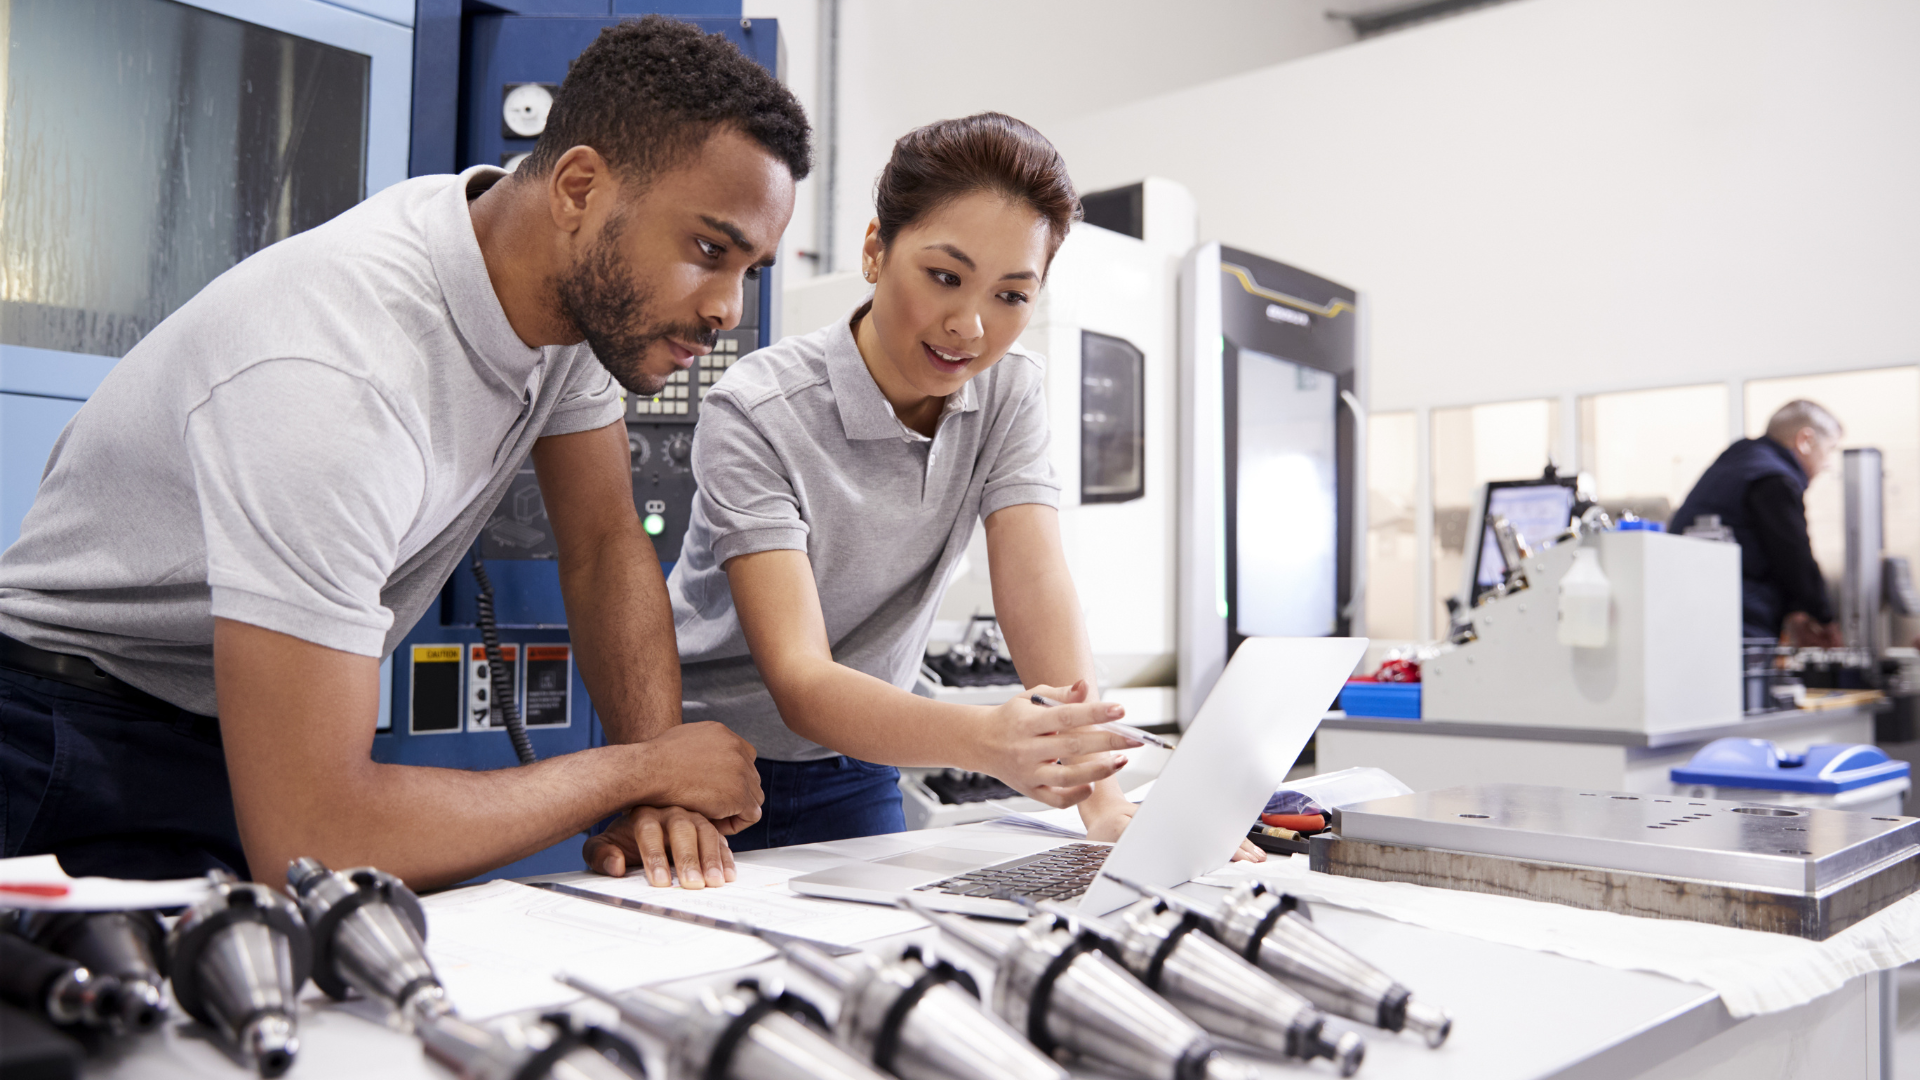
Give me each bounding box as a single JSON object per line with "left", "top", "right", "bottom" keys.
{"left": 0, "top": 167, "right": 622, "bottom": 715}
{"left": 669, "top": 306, "right": 1060, "bottom": 761}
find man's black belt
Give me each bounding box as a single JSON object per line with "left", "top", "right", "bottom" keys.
{"left": 0, "top": 632, "right": 193, "bottom": 717}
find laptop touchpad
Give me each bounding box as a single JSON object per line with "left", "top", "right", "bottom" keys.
{"left": 878, "top": 849, "right": 1014, "bottom": 874}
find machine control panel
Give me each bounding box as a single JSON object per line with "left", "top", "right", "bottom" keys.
{"left": 624, "top": 327, "right": 752, "bottom": 561}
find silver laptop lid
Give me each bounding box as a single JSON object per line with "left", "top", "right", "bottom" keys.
{"left": 1079, "top": 636, "right": 1367, "bottom": 915}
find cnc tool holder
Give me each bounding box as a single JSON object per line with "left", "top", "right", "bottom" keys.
{"left": 289, "top": 857, "right": 452, "bottom": 1028}
{"left": 905, "top": 898, "right": 1255, "bottom": 1080}
{"left": 781, "top": 938, "right": 1068, "bottom": 1080}
{"left": 166, "top": 877, "right": 312, "bottom": 1077}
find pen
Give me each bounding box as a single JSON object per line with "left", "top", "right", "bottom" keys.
{"left": 1029, "top": 694, "right": 1176, "bottom": 749}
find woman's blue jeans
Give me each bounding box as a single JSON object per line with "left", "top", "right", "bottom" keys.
{"left": 727, "top": 755, "right": 905, "bottom": 852}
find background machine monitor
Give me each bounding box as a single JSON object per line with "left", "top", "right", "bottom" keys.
{"left": 1463, "top": 477, "right": 1580, "bottom": 606}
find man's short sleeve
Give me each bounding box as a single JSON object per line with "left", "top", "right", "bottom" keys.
{"left": 543, "top": 349, "right": 624, "bottom": 436}
{"left": 690, "top": 392, "right": 811, "bottom": 565}
{"left": 980, "top": 375, "right": 1061, "bottom": 519}
{"left": 186, "top": 360, "right": 427, "bottom": 656}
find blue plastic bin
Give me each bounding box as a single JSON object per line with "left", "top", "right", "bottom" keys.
{"left": 1339, "top": 681, "right": 1421, "bottom": 719}
{"left": 1670, "top": 738, "right": 1911, "bottom": 815}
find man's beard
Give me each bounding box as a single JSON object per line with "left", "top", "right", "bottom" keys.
{"left": 555, "top": 213, "right": 717, "bottom": 397}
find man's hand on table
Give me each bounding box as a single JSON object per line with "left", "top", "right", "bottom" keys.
{"left": 581, "top": 720, "right": 763, "bottom": 888}
{"left": 584, "top": 806, "right": 740, "bottom": 889}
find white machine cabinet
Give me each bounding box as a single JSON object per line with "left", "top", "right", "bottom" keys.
{"left": 1422, "top": 530, "right": 1742, "bottom": 734}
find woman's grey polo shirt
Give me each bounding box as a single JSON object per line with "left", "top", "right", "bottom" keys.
{"left": 668, "top": 306, "right": 1060, "bottom": 762}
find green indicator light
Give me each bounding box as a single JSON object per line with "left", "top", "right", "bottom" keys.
{"left": 643, "top": 513, "right": 666, "bottom": 536}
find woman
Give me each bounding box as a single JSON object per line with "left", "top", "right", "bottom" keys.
{"left": 588, "top": 113, "right": 1262, "bottom": 886}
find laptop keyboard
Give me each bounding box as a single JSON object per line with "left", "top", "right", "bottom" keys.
{"left": 914, "top": 842, "right": 1110, "bottom": 903}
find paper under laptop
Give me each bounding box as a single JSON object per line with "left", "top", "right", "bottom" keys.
{"left": 787, "top": 636, "right": 1368, "bottom": 917}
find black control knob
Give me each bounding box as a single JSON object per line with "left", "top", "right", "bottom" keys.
{"left": 627, "top": 430, "right": 650, "bottom": 468}
{"left": 664, "top": 433, "right": 693, "bottom": 467}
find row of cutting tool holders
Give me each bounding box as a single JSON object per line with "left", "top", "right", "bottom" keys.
{"left": 0, "top": 858, "right": 454, "bottom": 1078}
{"left": 1, "top": 859, "right": 1452, "bottom": 1080}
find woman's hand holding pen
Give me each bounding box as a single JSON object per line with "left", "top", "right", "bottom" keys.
{"left": 977, "top": 679, "right": 1142, "bottom": 808}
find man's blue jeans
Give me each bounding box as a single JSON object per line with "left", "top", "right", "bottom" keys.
{"left": 0, "top": 667, "right": 246, "bottom": 880}
{"left": 726, "top": 755, "right": 905, "bottom": 852}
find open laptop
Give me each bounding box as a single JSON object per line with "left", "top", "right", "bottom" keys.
{"left": 788, "top": 636, "right": 1368, "bottom": 918}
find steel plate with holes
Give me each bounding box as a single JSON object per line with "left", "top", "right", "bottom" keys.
{"left": 1309, "top": 783, "right": 1920, "bottom": 939}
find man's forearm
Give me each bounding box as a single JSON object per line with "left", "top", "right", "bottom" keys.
{"left": 533, "top": 424, "right": 682, "bottom": 745}
{"left": 235, "top": 745, "right": 658, "bottom": 891}
{"left": 559, "top": 530, "right": 682, "bottom": 743}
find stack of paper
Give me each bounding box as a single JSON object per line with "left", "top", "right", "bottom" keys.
{"left": 420, "top": 880, "right": 775, "bottom": 1019}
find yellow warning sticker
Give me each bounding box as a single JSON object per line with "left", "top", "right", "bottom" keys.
{"left": 413, "top": 645, "right": 461, "bottom": 663}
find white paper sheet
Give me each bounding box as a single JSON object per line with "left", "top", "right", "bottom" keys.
{"left": 562, "top": 861, "right": 927, "bottom": 946}
{"left": 420, "top": 880, "right": 775, "bottom": 1019}
{"left": 0, "top": 853, "right": 211, "bottom": 911}
{"left": 1200, "top": 854, "right": 1920, "bottom": 1018}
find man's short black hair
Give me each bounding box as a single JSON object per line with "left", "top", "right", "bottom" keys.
{"left": 520, "top": 15, "right": 811, "bottom": 185}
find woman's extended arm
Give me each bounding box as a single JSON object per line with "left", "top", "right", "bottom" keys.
{"left": 985, "top": 504, "right": 1264, "bottom": 860}
{"left": 726, "top": 547, "right": 1138, "bottom": 807}
{"left": 983, "top": 504, "right": 1134, "bottom": 840}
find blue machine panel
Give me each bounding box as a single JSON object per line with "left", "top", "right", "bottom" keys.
{"left": 464, "top": 14, "right": 778, "bottom": 172}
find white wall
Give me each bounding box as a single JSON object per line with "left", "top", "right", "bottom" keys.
{"left": 1044, "top": 0, "right": 1920, "bottom": 414}
{"left": 799, "top": 0, "right": 1353, "bottom": 276}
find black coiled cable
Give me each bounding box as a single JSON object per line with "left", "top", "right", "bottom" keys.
{"left": 470, "top": 552, "right": 535, "bottom": 765}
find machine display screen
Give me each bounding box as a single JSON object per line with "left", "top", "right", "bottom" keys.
{"left": 1474, "top": 482, "right": 1578, "bottom": 590}
{"left": 1234, "top": 348, "right": 1338, "bottom": 636}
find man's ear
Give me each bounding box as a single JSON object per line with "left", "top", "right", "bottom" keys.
{"left": 546, "top": 145, "right": 615, "bottom": 235}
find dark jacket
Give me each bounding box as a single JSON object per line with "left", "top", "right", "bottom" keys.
{"left": 1670, "top": 436, "right": 1831, "bottom": 637}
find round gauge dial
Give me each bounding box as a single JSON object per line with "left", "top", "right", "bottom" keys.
{"left": 502, "top": 83, "right": 555, "bottom": 138}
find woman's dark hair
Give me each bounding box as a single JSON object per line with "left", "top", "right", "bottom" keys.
{"left": 521, "top": 15, "right": 811, "bottom": 185}
{"left": 873, "top": 113, "right": 1080, "bottom": 261}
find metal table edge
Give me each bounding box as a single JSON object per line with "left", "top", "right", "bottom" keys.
{"left": 1537, "top": 988, "right": 1732, "bottom": 1080}
{"left": 1318, "top": 703, "right": 1885, "bottom": 748}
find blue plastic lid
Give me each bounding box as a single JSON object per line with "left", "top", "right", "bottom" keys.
{"left": 1670, "top": 738, "right": 1910, "bottom": 793}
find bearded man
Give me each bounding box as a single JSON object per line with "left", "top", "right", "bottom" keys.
{"left": 0, "top": 17, "right": 801, "bottom": 891}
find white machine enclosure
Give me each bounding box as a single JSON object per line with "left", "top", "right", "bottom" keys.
{"left": 1018, "top": 179, "right": 1195, "bottom": 700}
{"left": 1176, "top": 242, "right": 1229, "bottom": 730}
{"left": 1176, "top": 244, "right": 1370, "bottom": 728}
{"left": 1421, "top": 530, "right": 1742, "bottom": 734}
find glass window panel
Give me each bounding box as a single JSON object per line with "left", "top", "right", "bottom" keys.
{"left": 1365, "top": 410, "right": 1418, "bottom": 641}
{"left": 1743, "top": 368, "right": 1920, "bottom": 589}
{"left": 1578, "top": 383, "right": 1729, "bottom": 525}
{"left": 1430, "top": 399, "right": 1559, "bottom": 637}
{"left": 0, "top": 0, "right": 369, "bottom": 359}
{"left": 1080, "top": 331, "right": 1144, "bottom": 503}
{"left": 1234, "top": 348, "right": 1337, "bottom": 637}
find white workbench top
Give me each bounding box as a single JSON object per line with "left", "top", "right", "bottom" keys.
{"left": 83, "top": 823, "right": 1756, "bottom": 1080}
